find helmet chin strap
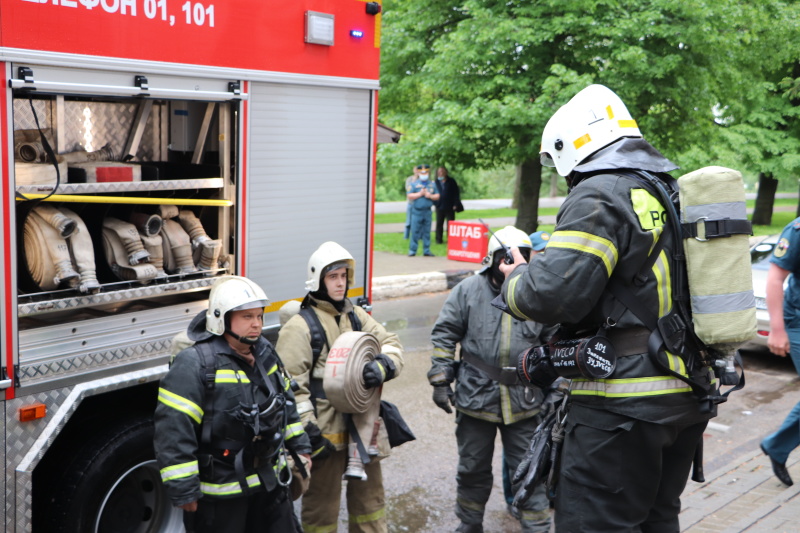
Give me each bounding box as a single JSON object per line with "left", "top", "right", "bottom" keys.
{"left": 226, "top": 329, "right": 259, "bottom": 345}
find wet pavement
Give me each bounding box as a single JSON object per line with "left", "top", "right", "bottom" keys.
{"left": 305, "top": 286, "right": 800, "bottom": 532}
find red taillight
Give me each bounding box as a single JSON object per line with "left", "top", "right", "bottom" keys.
{"left": 757, "top": 330, "right": 770, "bottom": 337}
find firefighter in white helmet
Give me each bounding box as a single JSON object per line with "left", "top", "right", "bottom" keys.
{"left": 277, "top": 241, "right": 404, "bottom": 533}
{"left": 429, "top": 226, "right": 557, "bottom": 533}
{"left": 154, "top": 275, "right": 310, "bottom": 532}
{"left": 497, "top": 84, "right": 717, "bottom": 531}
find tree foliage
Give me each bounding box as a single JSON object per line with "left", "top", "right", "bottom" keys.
{"left": 378, "top": 0, "right": 800, "bottom": 232}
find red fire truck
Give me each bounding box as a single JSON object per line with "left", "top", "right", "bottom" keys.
{"left": 0, "top": 1, "right": 382, "bottom": 530}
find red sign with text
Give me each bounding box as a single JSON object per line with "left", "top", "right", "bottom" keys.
{"left": 447, "top": 222, "right": 488, "bottom": 264}
{"left": 1, "top": 0, "right": 380, "bottom": 80}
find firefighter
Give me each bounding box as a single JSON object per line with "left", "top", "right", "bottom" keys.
{"left": 277, "top": 241, "right": 404, "bottom": 533}
{"left": 497, "top": 84, "right": 716, "bottom": 532}
{"left": 154, "top": 275, "right": 310, "bottom": 532}
{"left": 429, "top": 226, "right": 554, "bottom": 533}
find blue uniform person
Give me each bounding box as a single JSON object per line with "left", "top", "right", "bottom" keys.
{"left": 406, "top": 164, "right": 439, "bottom": 256}
{"left": 760, "top": 220, "right": 800, "bottom": 486}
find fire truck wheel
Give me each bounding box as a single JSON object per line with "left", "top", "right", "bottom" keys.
{"left": 46, "top": 416, "right": 184, "bottom": 533}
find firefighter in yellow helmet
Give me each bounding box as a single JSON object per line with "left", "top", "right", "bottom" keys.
{"left": 497, "top": 85, "right": 717, "bottom": 531}
{"left": 277, "top": 241, "right": 404, "bottom": 533}
{"left": 154, "top": 276, "right": 310, "bottom": 532}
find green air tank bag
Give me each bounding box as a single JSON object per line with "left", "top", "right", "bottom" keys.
{"left": 678, "top": 166, "right": 756, "bottom": 345}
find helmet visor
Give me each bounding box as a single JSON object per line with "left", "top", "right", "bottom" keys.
{"left": 540, "top": 152, "right": 556, "bottom": 168}
{"left": 230, "top": 299, "right": 268, "bottom": 313}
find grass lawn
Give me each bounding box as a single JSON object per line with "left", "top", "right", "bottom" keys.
{"left": 375, "top": 223, "right": 556, "bottom": 256}
{"left": 374, "top": 202, "right": 798, "bottom": 254}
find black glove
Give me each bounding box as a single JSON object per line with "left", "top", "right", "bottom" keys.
{"left": 304, "top": 422, "right": 335, "bottom": 461}
{"left": 432, "top": 384, "right": 455, "bottom": 414}
{"left": 362, "top": 354, "right": 397, "bottom": 388}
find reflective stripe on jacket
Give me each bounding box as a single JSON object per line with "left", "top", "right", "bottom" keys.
{"left": 501, "top": 172, "right": 715, "bottom": 425}
{"left": 430, "top": 272, "right": 555, "bottom": 424}
{"left": 154, "top": 335, "right": 311, "bottom": 505}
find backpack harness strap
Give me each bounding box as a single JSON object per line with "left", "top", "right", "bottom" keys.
{"left": 299, "top": 298, "right": 362, "bottom": 413}
{"left": 608, "top": 171, "right": 746, "bottom": 411}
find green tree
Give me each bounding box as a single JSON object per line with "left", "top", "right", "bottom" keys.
{"left": 379, "top": 0, "right": 795, "bottom": 233}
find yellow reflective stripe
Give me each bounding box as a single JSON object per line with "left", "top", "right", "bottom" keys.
{"left": 283, "top": 376, "right": 291, "bottom": 391}
{"left": 666, "top": 352, "right": 687, "bottom": 376}
{"left": 548, "top": 231, "right": 619, "bottom": 276}
{"left": 214, "top": 369, "right": 250, "bottom": 384}
{"left": 606, "top": 105, "right": 615, "bottom": 119}
{"left": 160, "top": 461, "right": 199, "bottom": 482}
{"left": 303, "top": 523, "right": 338, "bottom": 533}
{"left": 499, "top": 313, "right": 514, "bottom": 423}
{"left": 571, "top": 376, "right": 693, "bottom": 397}
{"left": 267, "top": 364, "right": 278, "bottom": 375}
{"left": 573, "top": 133, "right": 591, "bottom": 149}
{"left": 433, "top": 347, "right": 455, "bottom": 359}
{"left": 200, "top": 474, "right": 261, "bottom": 496}
{"left": 506, "top": 275, "right": 536, "bottom": 322}
{"left": 619, "top": 119, "right": 638, "bottom": 128}
{"left": 350, "top": 507, "right": 386, "bottom": 525}
{"left": 325, "top": 431, "right": 348, "bottom": 446}
{"left": 285, "top": 422, "right": 305, "bottom": 440}
{"left": 653, "top": 250, "right": 672, "bottom": 317}
{"left": 158, "top": 388, "right": 204, "bottom": 424}
{"left": 457, "top": 496, "right": 485, "bottom": 512}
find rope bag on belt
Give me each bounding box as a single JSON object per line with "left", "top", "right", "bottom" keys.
{"left": 323, "top": 331, "right": 387, "bottom": 479}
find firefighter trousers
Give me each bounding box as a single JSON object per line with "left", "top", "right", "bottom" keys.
{"left": 185, "top": 486, "right": 300, "bottom": 533}
{"left": 554, "top": 406, "right": 707, "bottom": 533}
{"left": 455, "top": 413, "right": 550, "bottom": 532}
{"left": 301, "top": 448, "right": 386, "bottom": 533}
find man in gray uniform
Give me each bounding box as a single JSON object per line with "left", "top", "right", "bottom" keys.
{"left": 429, "top": 226, "right": 553, "bottom": 533}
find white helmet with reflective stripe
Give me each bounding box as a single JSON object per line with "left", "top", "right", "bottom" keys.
{"left": 485, "top": 226, "right": 533, "bottom": 265}
{"left": 540, "top": 84, "right": 642, "bottom": 176}
{"left": 305, "top": 241, "right": 356, "bottom": 292}
{"left": 206, "top": 275, "right": 268, "bottom": 336}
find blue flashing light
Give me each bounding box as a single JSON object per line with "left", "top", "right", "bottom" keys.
{"left": 350, "top": 29, "right": 364, "bottom": 38}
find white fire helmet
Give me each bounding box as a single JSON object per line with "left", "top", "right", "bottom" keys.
{"left": 540, "top": 84, "right": 642, "bottom": 176}
{"left": 305, "top": 241, "right": 356, "bottom": 292}
{"left": 485, "top": 226, "right": 533, "bottom": 265}
{"left": 206, "top": 275, "right": 269, "bottom": 336}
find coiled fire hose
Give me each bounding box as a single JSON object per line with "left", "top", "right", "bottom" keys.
{"left": 102, "top": 218, "right": 158, "bottom": 282}
{"left": 23, "top": 205, "right": 100, "bottom": 293}
{"left": 178, "top": 209, "right": 222, "bottom": 271}
{"left": 323, "top": 331, "right": 384, "bottom": 480}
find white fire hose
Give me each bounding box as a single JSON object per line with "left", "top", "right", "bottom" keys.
{"left": 23, "top": 206, "right": 99, "bottom": 293}
{"left": 102, "top": 218, "right": 158, "bottom": 283}
{"left": 160, "top": 218, "right": 197, "bottom": 275}
{"left": 323, "top": 331, "right": 385, "bottom": 480}
{"left": 178, "top": 209, "right": 222, "bottom": 271}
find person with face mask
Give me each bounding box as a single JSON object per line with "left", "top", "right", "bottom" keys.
{"left": 496, "top": 84, "right": 717, "bottom": 532}
{"left": 277, "top": 241, "right": 404, "bottom": 533}
{"left": 154, "top": 276, "right": 310, "bottom": 533}
{"left": 428, "top": 227, "right": 556, "bottom": 533}
{"left": 406, "top": 163, "right": 440, "bottom": 256}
